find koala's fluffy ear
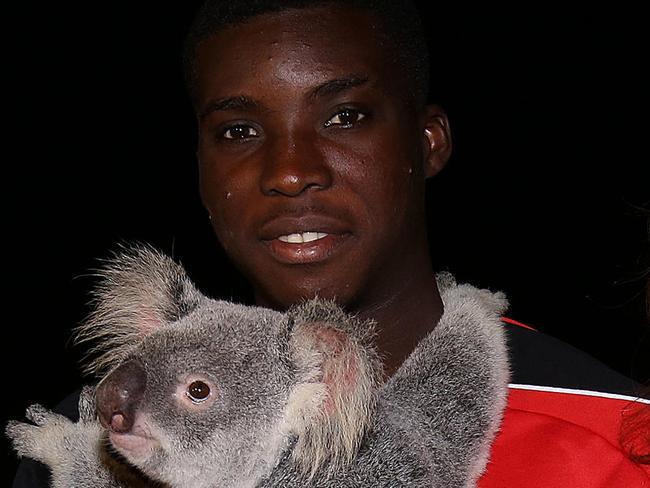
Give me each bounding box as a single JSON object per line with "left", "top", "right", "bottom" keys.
{"left": 283, "top": 299, "right": 382, "bottom": 478}
{"left": 75, "top": 244, "right": 201, "bottom": 377}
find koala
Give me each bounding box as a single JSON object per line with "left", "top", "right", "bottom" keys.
{"left": 7, "top": 246, "right": 510, "bottom": 487}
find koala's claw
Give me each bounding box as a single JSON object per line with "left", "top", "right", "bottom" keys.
{"left": 78, "top": 386, "right": 98, "bottom": 423}
{"left": 6, "top": 420, "right": 36, "bottom": 458}
{"left": 25, "top": 404, "right": 51, "bottom": 425}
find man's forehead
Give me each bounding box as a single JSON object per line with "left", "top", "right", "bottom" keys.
{"left": 194, "top": 8, "right": 396, "bottom": 107}
{"left": 200, "top": 9, "right": 387, "bottom": 70}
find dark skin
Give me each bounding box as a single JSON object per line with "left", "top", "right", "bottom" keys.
{"left": 195, "top": 6, "right": 451, "bottom": 378}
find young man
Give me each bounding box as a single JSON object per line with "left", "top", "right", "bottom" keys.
{"left": 14, "top": 1, "right": 649, "bottom": 486}
{"left": 188, "top": 1, "right": 450, "bottom": 380}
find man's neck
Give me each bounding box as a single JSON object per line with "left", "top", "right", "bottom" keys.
{"left": 355, "top": 271, "right": 444, "bottom": 379}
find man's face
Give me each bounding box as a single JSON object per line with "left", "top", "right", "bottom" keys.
{"left": 195, "top": 6, "right": 449, "bottom": 310}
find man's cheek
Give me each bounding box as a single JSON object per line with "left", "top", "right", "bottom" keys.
{"left": 209, "top": 201, "right": 240, "bottom": 253}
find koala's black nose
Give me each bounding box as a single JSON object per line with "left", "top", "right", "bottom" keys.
{"left": 96, "top": 359, "right": 146, "bottom": 433}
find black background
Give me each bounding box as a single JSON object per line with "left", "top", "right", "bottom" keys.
{"left": 3, "top": 3, "right": 648, "bottom": 483}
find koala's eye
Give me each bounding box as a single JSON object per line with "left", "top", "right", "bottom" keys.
{"left": 187, "top": 381, "right": 211, "bottom": 403}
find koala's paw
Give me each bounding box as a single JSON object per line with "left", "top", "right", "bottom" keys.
{"left": 6, "top": 404, "right": 72, "bottom": 462}
{"left": 6, "top": 396, "right": 127, "bottom": 487}
{"left": 7, "top": 394, "right": 105, "bottom": 463}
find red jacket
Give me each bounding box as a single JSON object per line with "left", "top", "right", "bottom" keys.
{"left": 480, "top": 319, "right": 650, "bottom": 487}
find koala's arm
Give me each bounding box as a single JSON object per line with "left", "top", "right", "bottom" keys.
{"left": 7, "top": 387, "right": 160, "bottom": 488}
{"left": 11, "top": 389, "right": 81, "bottom": 488}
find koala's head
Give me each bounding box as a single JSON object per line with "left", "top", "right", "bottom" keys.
{"left": 77, "top": 246, "right": 380, "bottom": 488}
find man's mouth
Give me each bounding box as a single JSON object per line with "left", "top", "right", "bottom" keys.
{"left": 259, "top": 214, "right": 353, "bottom": 264}
{"left": 263, "top": 230, "right": 351, "bottom": 264}
{"left": 277, "top": 231, "right": 329, "bottom": 243}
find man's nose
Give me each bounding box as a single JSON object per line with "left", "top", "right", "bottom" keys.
{"left": 260, "top": 135, "right": 333, "bottom": 197}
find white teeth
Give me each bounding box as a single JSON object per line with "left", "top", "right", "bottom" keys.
{"left": 278, "top": 232, "right": 329, "bottom": 243}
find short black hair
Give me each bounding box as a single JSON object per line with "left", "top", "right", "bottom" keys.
{"left": 183, "top": 0, "right": 430, "bottom": 109}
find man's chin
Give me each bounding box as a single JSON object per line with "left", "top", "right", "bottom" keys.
{"left": 253, "top": 274, "right": 364, "bottom": 311}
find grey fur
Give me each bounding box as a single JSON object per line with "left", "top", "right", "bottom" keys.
{"left": 75, "top": 243, "right": 202, "bottom": 377}
{"left": 6, "top": 247, "right": 509, "bottom": 487}
{"left": 260, "top": 273, "right": 510, "bottom": 487}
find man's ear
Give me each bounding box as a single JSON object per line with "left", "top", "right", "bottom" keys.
{"left": 421, "top": 104, "right": 452, "bottom": 179}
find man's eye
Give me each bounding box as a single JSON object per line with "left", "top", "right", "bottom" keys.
{"left": 222, "top": 125, "right": 259, "bottom": 140}
{"left": 324, "top": 109, "right": 366, "bottom": 128}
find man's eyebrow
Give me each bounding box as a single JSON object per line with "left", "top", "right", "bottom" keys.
{"left": 308, "top": 76, "right": 370, "bottom": 99}
{"left": 199, "top": 77, "right": 369, "bottom": 119}
{"left": 199, "top": 96, "right": 265, "bottom": 120}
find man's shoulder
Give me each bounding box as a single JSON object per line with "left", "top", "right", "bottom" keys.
{"left": 500, "top": 318, "right": 645, "bottom": 448}
{"left": 480, "top": 320, "right": 650, "bottom": 487}
{"left": 503, "top": 318, "right": 640, "bottom": 396}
